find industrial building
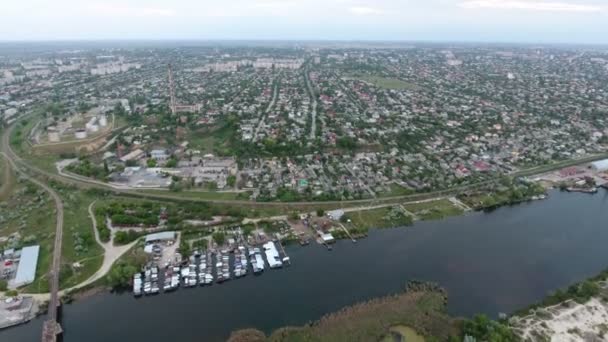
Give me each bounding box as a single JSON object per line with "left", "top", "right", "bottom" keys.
{"left": 145, "top": 231, "right": 176, "bottom": 244}
{"left": 591, "top": 159, "right": 608, "bottom": 172}
{"left": 10, "top": 245, "right": 40, "bottom": 288}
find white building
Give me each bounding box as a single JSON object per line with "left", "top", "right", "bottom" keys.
{"left": 591, "top": 159, "right": 608, "bottom": 172}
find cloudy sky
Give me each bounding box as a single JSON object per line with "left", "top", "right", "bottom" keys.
{"left": 1, "top": 0, "right": 607, "bottom": 43}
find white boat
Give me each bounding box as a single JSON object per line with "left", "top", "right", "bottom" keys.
{"left": 263, "top": 242, "right": 283, "bottom": 269}
{"left": 133, "top": 274, "right": 142, "bottom": 296}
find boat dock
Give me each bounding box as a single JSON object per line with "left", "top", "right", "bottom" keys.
{"left": 276, "top": 239, "right": 291, "bottom": 265}
{"left": 133, "top": 241, "right": 290, "bottom": 297}
{"left": 0, "top": 296, "right": 37, "bottom": 330}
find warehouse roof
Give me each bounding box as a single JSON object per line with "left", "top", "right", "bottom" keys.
{"left": 591, "top": 159, "right": 608, "bottom": 171}
{"left": 13, "top": 245, "right": 40, "bottom": 288}
{"left": 145, "top": 231, "right": 176, "bottom": 243}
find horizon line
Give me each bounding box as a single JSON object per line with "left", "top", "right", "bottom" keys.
{"left": 0, "top": 38, "right": 607, "bottom": 47}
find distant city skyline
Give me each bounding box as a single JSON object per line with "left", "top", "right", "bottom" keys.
{"left": 1, "top": 0, "right": 607, "bottom": 44}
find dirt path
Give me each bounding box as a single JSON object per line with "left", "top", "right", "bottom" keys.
{"left": 67, "top": 201, "right": 138, "bottom": 290}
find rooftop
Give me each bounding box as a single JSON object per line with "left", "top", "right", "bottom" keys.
{"left": 11, "top": 245, "right": 40, "bottom": 288}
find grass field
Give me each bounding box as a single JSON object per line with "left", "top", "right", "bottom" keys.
{"left": 0, "top": 178, "right": 57, "bottom": 293}
{"left": 56, "top": 187, "right": 105, "bottom": 289}
{"left": 0, "top": 154, "right": 16, "bottom": 201}
{"left": 403, "top": 199, "right": 463, "bottom": 221}
{"left": 256, "top": 289, "right": 456, "bottom": 342}
{"left": 347, "top": 206, "right": 413, "bottom": 231}
{"left": 141, "top": 189, "right": 250, "bottom": 201}
{"left": 358, "top": 76, "right": 421, "bottom": 91}
{"left": 378, "top": 183, "right": 415, "bottom": 198}
{"left": 187, "top": 122, "right": 237, "bottom": 156}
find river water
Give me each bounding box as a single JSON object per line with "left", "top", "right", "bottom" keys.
{"left": 3, "top": 189, "right": 608, "bottom": 342}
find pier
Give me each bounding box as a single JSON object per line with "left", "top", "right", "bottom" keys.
{"left": 276, "top": 239, "right": 291, "bottom": 265}
{"left": 338, "top": 223, "right": 357, "bottom": 243}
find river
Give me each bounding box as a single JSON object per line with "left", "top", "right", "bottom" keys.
{"left": 3, "top": 189, "right": 608, "bottom": 341}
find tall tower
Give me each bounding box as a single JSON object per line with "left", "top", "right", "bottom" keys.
{"left": 168, "top": 64, "right": 177, "bottom": 115}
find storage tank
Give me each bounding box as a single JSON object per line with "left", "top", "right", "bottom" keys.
{"left": 75, "top": 129, "right": 88, "bottom": 139}
{"left": 99, "top": 115, "right": 108, "bottom": 127}
{"left": 48, "top": 131, "right": 60, "bottom": 142}
{"left": 89, "top": 124, "right": 99, "bottom": 133}
{"left": 47, "top": 126, "right": 60, "bottom": 142}
{"left": 85, "top": 116, "right": 98, "bottom": 130}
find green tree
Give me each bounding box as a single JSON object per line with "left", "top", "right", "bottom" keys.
{"left": 178, "top": 240, "right": 192, "bottom": 257}
{"left": 114, "top": 230, "right": 140, "bottom": 245}
{"left": 147, "top": 159, "right": 157, "bottom": 168}
{"left": 212, "top": 231, "right": 226, "bottom": 245}
{"left": 166, "top": 158, "right": 178, "bottom": 168}
{"left": 462, "top": 315, "right": 517, "bottom": 342}
{"left": 107, "top": 262, "right": 138, "bottom": 288}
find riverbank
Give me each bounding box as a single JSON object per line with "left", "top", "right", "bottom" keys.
{"left": 5, "top": 188, "right": 608, "bottom": 342}
{"left": 509, "top": 268, "right": 608, "bottom": 340}
{"left": 1, "top": 184, "right": 550, "bottom": 317}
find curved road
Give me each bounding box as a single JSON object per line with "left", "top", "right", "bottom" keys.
{"left": 74, "top": 201, "right": 137, "bottom": 289}
{"left": 1, "top": 121, "right": 489, "bottom": 207}
{"left": 5, "top": 119, "right": 608, "bottom": 211}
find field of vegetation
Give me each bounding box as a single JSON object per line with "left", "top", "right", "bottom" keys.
{"left": 0, "top": 177, "right": 56, "bottom": 293}
{"left": 458, "top": 178, "right": 546, "bottom": 210}
{"left": 0, "top": 154, "right": 16, "bottom": 201}
{"left": 346, "top": 206, "right": 413, "bottom": 234}
{"left": 228, "top": 283, "right": 458, "bottom": 342}
{"left": 141, "top": 189, "right": 250, "bottom": 201}
{"left": 357, "top": 76, "right": 421, "bottom": 91}
{"left": 403, "top": 199, "right": 463, "bottom": 220}
{"left": 49, "top": 184, "right": 104, "bottom": 290}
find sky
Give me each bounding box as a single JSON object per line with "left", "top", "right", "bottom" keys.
{"left": 1, "top": 0, "right": 607, "bottom": 44}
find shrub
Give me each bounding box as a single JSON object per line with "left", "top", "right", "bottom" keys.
{"left": 114, "top": 230, "right": 140, "bottom": 245}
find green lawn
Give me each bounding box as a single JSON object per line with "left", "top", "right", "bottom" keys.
{"left": 378, "top": 183, "right": 415, "bottom": 198}
{"left": 186, "top": 121, "right": 237, "bottom": 156}
{"left": 347, "top": 207, "right": 413, "bottom": 231}
{"left": 358, "top": 76, "right": 421, "bottom": 91}
{"left": 403, "top": 199, "right": 463, "bottom": 221}
{"left": 140, "top": 189, "right": 250, "bottom": 201}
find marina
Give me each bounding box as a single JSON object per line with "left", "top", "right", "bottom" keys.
{"left": 134, "top": 240, "right": 290, "bottom": 296}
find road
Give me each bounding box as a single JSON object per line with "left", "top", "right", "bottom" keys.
{"left": 242, "top": 197, "right": 445, "bottom": 224}
{"left": 253, "top": 77, "right": 280, "bottom": 142}
{"left": 0, "top": 134, "right": 64, "bottom": 342}
{"left": 75, "top": 201, "right": 137, "bottom": 289}
{"left": 304, "top": 66, "right": 318, "bottom": 140}
{"left": 5, "top": 116, "right": 608, "bottom": 211}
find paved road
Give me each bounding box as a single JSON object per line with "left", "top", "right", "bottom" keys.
{"left": 253, "top": 77, "right": 280, "bottom": 142}
{"left": 0, "top": 133, "right": 64, "bottom": 342}
{"left": 5, "top": 115, "right": 608, "bottom": 211}
{"left": 304, "top": 66, "right": 318, "bottom": 140}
